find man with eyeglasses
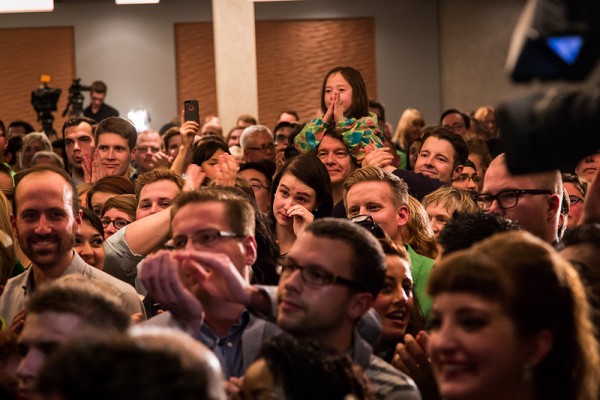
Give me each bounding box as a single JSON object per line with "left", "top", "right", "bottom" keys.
{"left": 477, "top": 153, "right": 562, "bottom": 244}
{"left": 132, "top": 130, "right": 170, "bottom": 178}
{"left": 139, "top": 188, "right": 281, "bottom": 382}
{"left": 439, "top": 108, "right": 469, "bottom": 137}
{"left": 451, "top": 158, "right": 480, "bottom": 193}
{"left": 240, "top": 125, "right": 276, "bottom": 163}
{"left": 275, "top": 218, "right": 420, "bottom": 400}
{"left": 0, "top": 165, "right": 144, "bottom": 332}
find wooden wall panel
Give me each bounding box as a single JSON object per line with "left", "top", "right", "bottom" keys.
{"left": 174, "top": 17, "right": 376, "bottom": 129}
{"left": 174, "top": 23, "right": 217, "bottom": 121}
{"left": 0, "top": 27, "right": 74, "bottom": 137}
{"left": 256, "top": 18, "right": 376, "bottom": 129}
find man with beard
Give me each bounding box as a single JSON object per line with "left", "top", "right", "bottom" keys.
{"left": 0, "top": 165, "right": 143, "bottom": 332}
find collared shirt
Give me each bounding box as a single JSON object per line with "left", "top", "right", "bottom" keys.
{"left": 0, "top": 251, "right": 145, "bottom": 325}
{"left": 196, "top": 310, "right": 250, "bottom": 379}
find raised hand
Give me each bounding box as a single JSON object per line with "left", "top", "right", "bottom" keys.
{"left": 361, "top": 145, "right": 394, "bottom": 168}
{"left": 173, "top": 250, "right": 253, "bottom": 306}
{"left": 333, "top": 91, "right": 345, "bottom": 124}
{"left": 393, "top": 331, "right": 440, "bottom": 400}
{"left": 322, "top": 92, "right": 336, "bottom": 124}
{"left": 213, "top": 153, "right": 240, "bottom": 187}
{"left": 182, "top": 164, "right": 207, "bottom": 191}
{"left": 139, "top": 250, "right": 205, "bottom": 332}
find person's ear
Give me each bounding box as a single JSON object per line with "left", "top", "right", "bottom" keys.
{"left": 396, "top": 204, "right": 409, "bottom": 228}
{"left": 347, "top": 292, "right": 373, "bottom": 320}
{"left": 242, "top": 235, "right": 258, "bottom": 267}
{"left": 452, "top": 165, "right": 464, "bottom": 180}
{"left": 547, "top": 193, "right": 561, "bottom": 217}
{"left": 524, "top": 329, "right": 553, "bottom": 366}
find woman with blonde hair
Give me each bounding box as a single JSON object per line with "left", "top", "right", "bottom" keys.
{"left": 473, "top": 106, "right": 498, "bottom": 138}
{"left": 428, "top": 230, "right": 600, "bottom": 400}
{"left": 399, "top": 195, "right": 438, "bottom": 259}
{"left": 392, "top": 108, "right": 425, "bottom": 156}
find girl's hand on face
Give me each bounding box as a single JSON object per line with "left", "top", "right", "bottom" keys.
{"left": 286, "top": 204, "right": 315, "bottom": 236}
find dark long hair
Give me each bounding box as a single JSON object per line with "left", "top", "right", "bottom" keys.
{"left": 320, "top": 66, "right": 370, "bottom": 120}
{"left": 269, "top": 152, "right": 333, "bottom": 225}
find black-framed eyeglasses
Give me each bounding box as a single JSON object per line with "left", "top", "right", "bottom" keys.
{"left": 249, "top": 182, "right": 269, "bottom": 191}
{"left": 246, "top": 143, "right": 275, "bottom": 153}
{"left": 276, "top": 256, "right": 364, "bottom": 291}
{"left": 99, "top": 217, "right": 131, "bottom": 229}
{"left": 569, "top": 195, "right": 584, "bottom": 205}
{"left": 475, "top": 189, "right": 552, "bottom": 210}
{"left": 453, "top": 173, "right": 481, "bottom": 184}
{"left": 165, "top": 229, "right": 244, "bottom": 250}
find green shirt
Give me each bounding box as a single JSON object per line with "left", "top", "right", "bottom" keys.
{"left": 405, "top": 244, "right": 434, "bottom": 319}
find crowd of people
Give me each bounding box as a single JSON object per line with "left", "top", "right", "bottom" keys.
{"left": 0, "top": 66, "right": 599, "bottom": 400}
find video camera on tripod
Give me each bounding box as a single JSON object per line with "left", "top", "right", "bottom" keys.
{"left": 30, "top": 76, "right": 91, "bottom": 138}
{"left": 62, "top": 78, "right": 91, "bottom": 118}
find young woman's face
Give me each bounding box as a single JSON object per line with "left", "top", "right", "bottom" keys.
{"left": 101, "top": 207, "right": 133, "bottom": 240}
{"left": 324, "top": 72, "right": 353, "bottom": 116}
{"left": 373, "top": 255, "right": 414, "bottom": 343}
{"left": 272, "top": 173, "right": 317, "bottom": 227}
{"left": 428, "top": 293, "right": 528, "bottom": 400}
{"left": 201, "top": 148, "right": 225, "bottom": 180}
{"left": 74, "top": 220, "right": 105, "bottom": 270}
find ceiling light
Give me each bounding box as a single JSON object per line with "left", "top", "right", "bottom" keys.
{"left": 116, "top": 0, "right": 159, "bottom": 4}
{"left": 0, "top": 0, "right": 53, "bottom": 13}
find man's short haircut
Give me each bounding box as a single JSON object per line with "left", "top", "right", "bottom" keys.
{"left": 237, "top": 114, "right": 257, "bottom": 125}
{"left": 305, "top": 218, "right": 385, "bottom": 297}
{"left": 279, "top": 110, "right": 299, "bottom": 121}
{"left": 171, "top": 187, "right": 255, "bottom": 237}
{"left": 135, "top": 167, "right": 184, "bottom": 202}
{"left": 26, "top": 275, "right": 130, "bottom": 334}
{"left": 162, "top": 127, "right": 181, "bottom": 150}
{"left": 493, "top": 154, "right": 562, "bottom": 194}
{"left": 562, "top": 173, "right": 588, "bottom": 197}
{"left": 87, "top": 175, "right": 135, "bottom": 209}
{"left": 129, "top": 326, "right": 225, "bottom": 400}
{"left": 94, "top": 117, "right": 137, "bottom": 151}
{"left": 13, "top": 165, "right": 79, "bottom": 215}
{"left": 101, "top": 194, "right": 137, "bottom": 221}
{"left": 91, "top": 80, "right": 108, "bottom": 94}
{"left": 36, "top": 338, "right": 222, "bottom": 400}
{"left": 422, "top": 186, "right": 478, "bottom": 214}
{"left": 62, "top": 116, "right": 96, "bottom": 137}
{"left": 136, "top": 130, "right": 164, "bottom": 149}
{"left": 239, "top": 125, "right": 273, "bottom": 150}
{"left": 343, "top": 166, "right": 409, "bottom": 209}
{"left": 31, "top": 151, "right": 65, "bottom": 169}
{"left": 7, "top": 120, "right": 34, "bottom": 135}
{"left": 439, "top": 108, "right": 471, "bottom": 130}
{"left": 422, "top": 127, "right": 469, "bottom": 168}
{"left": 438, "top": 210, "right": 520, "bottom": 257}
